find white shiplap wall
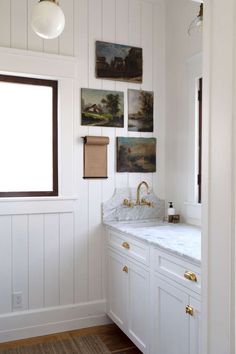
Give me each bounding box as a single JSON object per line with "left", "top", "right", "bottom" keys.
{"left": 0, "top": 0, "right": 165, "bottom": 341}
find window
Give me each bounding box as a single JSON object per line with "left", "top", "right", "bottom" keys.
{"left": 0, "top": 74, "right": 58, "bottom": 197}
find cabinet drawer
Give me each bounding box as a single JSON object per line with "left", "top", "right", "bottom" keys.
{"left": 107, "top": 229, "right": 150, "bottom": 266}
{"left": 153, "top": 249, "right": 201, "bottom": 294}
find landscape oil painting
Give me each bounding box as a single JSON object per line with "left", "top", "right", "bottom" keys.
{"left": 81, "top": 88, "right": 124, "bottom": 127}
{"left": 128, "top": 89, "right": 154, "bottom": 132}
{"left": 117, "top": 137, "right": 156, "bottom": 173}
{"left": 96, "top": 41, "right": 142, "bottom": 83}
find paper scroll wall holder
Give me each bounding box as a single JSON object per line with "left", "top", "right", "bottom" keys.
{"left": 83, "top": 136, "right": 109, "bottom": 179}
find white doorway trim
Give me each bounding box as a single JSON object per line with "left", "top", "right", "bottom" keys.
{"left": 201, "top": 0, "right": 235, "bottom": 353}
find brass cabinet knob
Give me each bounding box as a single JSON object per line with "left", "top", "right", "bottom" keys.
{"left": 122, "top": 266, "right": 128, "bottom": 273}
{"left": 184, "top": 271, "right": 197, "bottom": 282}
{"left": 122, "top": 241, "right": 130, "bottom": 250}
{"left": 185, "top": 305, "right": 194, "bottom": 316}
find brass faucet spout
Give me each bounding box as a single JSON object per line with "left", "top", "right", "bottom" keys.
{"left": 136, "top": 181, "right": 149, "bottom": 205}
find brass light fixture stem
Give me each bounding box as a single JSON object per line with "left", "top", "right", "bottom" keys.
{"left": 39, "top": 0, "right": 59, "bottom": 5}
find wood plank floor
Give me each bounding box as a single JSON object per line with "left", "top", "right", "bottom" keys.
{"left": 0, "top": 324, "right": 142, "bottom": 353}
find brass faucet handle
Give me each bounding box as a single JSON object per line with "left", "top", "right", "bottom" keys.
{"left": 123, "top": 199, "right": 134, "bottom": 208}
{"left": 140, "top": 198, "right": 154, "bottom": 207}
{"left": 123, "top": 198, "right": 129, "bottom": 205}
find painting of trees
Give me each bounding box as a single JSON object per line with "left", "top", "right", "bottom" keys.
{"left": 128, "top": 89, "right": 154, "bottom": 132}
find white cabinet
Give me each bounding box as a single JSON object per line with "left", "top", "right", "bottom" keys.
{"left": 106, "top": 228, "right": 201, "bottom": 354}
{"left": 107, "top": 250, "right": 127, "bottom": 330}
{"left": 153, "top": 276, "right": 201, "bottom": 354}
{"left": 107, "top": 249, "right": 149, "bottom": 353}
{"left": 127, "top": 260, "right": 149, "bottom": 352}
{"left": 189, "top": 296, "right": 201, "bottom": 354}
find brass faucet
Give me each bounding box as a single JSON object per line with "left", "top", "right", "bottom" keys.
{"left": 122, "top": 181, "right": 153, "bottom": 207}
{"left": 136, "top": 181, "right": 149, "bottom": 205}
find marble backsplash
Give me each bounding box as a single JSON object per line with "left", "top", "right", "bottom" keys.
{"left": 102, "top": 188, "right": 165, "bottom": 222}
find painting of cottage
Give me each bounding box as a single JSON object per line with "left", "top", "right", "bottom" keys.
{"left": 117, "top": 137, "right": 156, "bottom": 172}
{"left": 96, "top": 41, "right": 142, "bottom": 83}
{"left": 128, "top": 89, "right": 154, "bottom": 132}
{"left": 81, "top": 88, "right": 124, "bottom": 127}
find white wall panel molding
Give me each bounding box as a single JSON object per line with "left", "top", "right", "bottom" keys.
{"left": 0, "top": 300, "right": 110, "bottom": 343}
{"left": 0, "top": 199, "right": 76, "bottom": 215}
{"left": 0, "top": 47, "right": 77, "bottom": 79}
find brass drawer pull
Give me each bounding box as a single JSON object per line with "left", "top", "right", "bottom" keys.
{"left": 122, "top": 266, "right": 128, "bottom": 273}
{"left": 122, "top": 241, "right": 130, "bottom": 250}
{"left": 185, "top": 305, "right": 194, "bottom": 316}
{"left": 184, "top": 271, "right": 197, "bottom": 282}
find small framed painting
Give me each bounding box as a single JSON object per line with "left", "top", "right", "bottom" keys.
{"left": 81, "top": 88, "right": 124, "bottom": 128}
{"left": 96, "top": 41, "right": 143, "bottom": 83}
{"left": 117, "top": 137, "right": 156, "bottom": 173}
{"left": 128, "top": 89, "right": 154, "bottom": 132}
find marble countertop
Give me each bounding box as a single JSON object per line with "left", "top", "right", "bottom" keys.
{"left": 104, "top": 219, "right": 201, "bottom": 265}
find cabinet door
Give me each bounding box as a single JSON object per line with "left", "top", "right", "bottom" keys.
{"left": 153, "top": 277, "right": 189, "bottom": 354}
{"left": 107, "top": 250, "right": 128, "bottom": 330}
{"left": 127, "top": 260, "right": 149, "bottom": 353}
{"left": 189, "top": 297, "right": 201, "bottom": 354}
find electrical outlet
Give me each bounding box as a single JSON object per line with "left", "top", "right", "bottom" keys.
{"left": 12, "top": 292, "right": 23, "bottom": 309}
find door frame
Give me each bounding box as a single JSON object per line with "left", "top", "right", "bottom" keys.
{"left": 201, "top": 0, "right": 235, "bottom": 353}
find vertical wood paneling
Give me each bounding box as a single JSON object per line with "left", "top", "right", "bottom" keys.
{"left": 59, "top": 213, "right": 74, "bottom": 305}
{"left": 128, "top": 0, "right": 141, "bottom": 47}
{"left": 27, "top": 0, "right": 44, "bottom": 52}
{"left": 28, "top": 214, "right": 44, "bottom": 309}
{"left": 0, "top": 216, "right": 12, "bottom": 314}
{"left": 88, "top": 181, "right": 103, "bottom": 300}
{"left": 43, "top": 39, "right": 59, "bottom": 55}
{"left": 12, "top": 215, "right": 28, "bottom": 311}
{"left": 0, "top": 0, "right": 11, "bottom": 47}
{"left": 60, "top": 79, "right": 74, "bottom": 196}
{"left": 88, "top": 0, "right": 103, "bottom": 301}
{"left": 73, "top": 0, "right": 89, "bottom": 303}
{"left": 140, "top": 1, "right": 153, "bottom": 187}
{"left": 59, "top": 0, "right": 74, "bottom": 56}
{"left": 141, "top": 1, "right": 153, "bottom": 91}
{"left": 11, "top": 0, "right": 28, "bottom": 49}
{"left": 101, "top": 0, "right": 116, "bottom": 203}
{"left": 127, "top": 0, "right": 142, "bottom": 187}
{"left": 44, "top": 214, "right": 60, "bottom": 307}
{"left": 88, "top": 0, "right": 102, "bottom": 90}
{"left": 115, "top": 0, "right": 129, "bottom": 189}
{"left": 153, "top": 1, "right": 165, "bottom": 198}
{"left": 100, "top": 0, "right": 116, "bottom": 299}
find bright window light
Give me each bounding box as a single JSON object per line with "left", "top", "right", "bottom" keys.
{"left": 0, "top": 76, "right": 58, "bottom": 197}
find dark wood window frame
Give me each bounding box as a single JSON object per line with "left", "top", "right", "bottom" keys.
{"left": 0, "top": 74, "right": 58, "bottom": 197}
{"left": 197, "top": 77, "right": 202, "bottom": 204}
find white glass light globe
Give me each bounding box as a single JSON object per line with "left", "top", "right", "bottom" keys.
{"left": 31, "top": 1, "right": 65, "bottom": 39}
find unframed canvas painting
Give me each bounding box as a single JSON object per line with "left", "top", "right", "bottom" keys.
{"left": 117, "top": 137, "right": 156, "bottom": 173}
{"left": 96, "top": 41, "right": 143, "bottom": 83}
{"left": 128, "top": 89, "right": 154, "bottom": 132}
{"left": 81, "top": 88, "right": 124, "bottom": 127}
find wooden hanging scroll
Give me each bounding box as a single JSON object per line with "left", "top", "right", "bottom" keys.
{"left": 83, "top": 136, "right": 109, "bottom": 179}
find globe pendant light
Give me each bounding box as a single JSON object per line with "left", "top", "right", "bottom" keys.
{"left": 31, "top": 0, "right": 65, "bottom": 39}
{"left": 188, "top": 3, "right": 203, "bottom": 36}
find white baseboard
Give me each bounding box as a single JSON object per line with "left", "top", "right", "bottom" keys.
{"left": 0, "top": 300, "right": 111, "bottom": 343}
